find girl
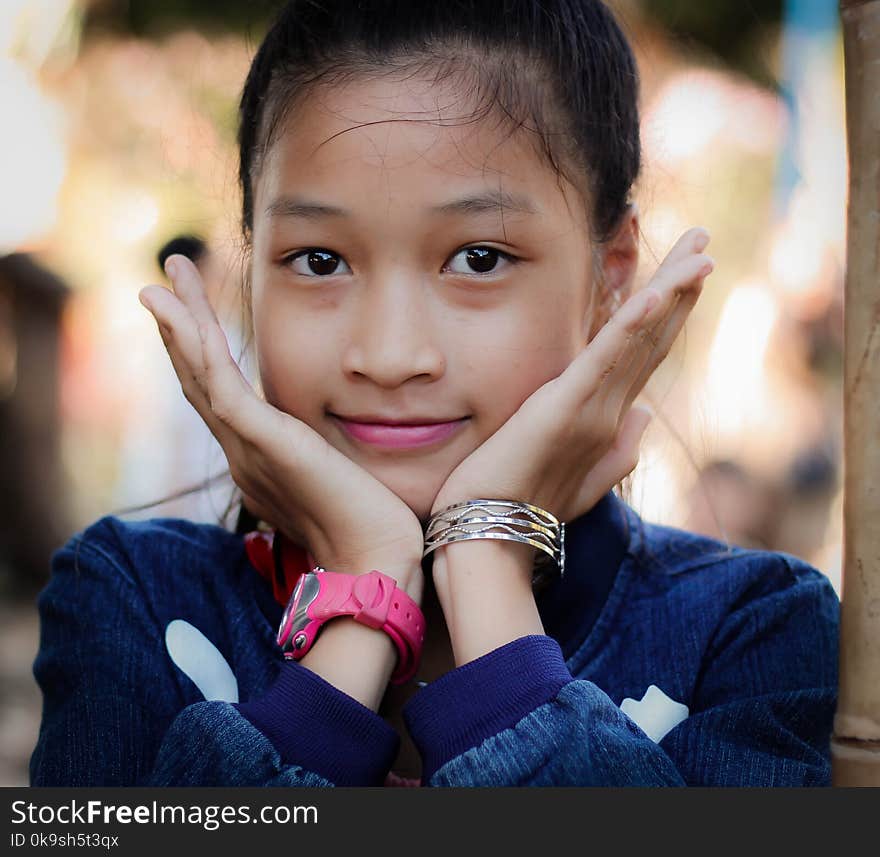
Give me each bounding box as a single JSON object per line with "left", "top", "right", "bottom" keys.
{"left": 30, "top": 0, "right": 838, "bottom": 787}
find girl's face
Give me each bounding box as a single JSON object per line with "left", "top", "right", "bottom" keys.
{"left": 250, "top": 75, "right": 627, "bottom": 522}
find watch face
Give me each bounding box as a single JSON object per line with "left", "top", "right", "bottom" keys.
{"left": 277, "top": 575, "right": 305, "bottom": 646}
{"left": 276, "top": 572, "right": 322, "bottom": 654}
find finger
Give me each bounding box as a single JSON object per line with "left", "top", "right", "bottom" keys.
{"left": 655, "top": 227, "right": 711, "bottom": 273}
{"left": 610, "top": 402, "right": 653, "bottom": 472}
{"left": 140, "top": 283, "right": 211, "bottom": 388}
{"left": 554, "top": 285, "right": 660, "bottom": 408}
{"left": 614, "top": 257, "right": 713, "bottom": 415}
{"left": 140, "top": 282, "right": 205, "bottom": 365}
{"left": 622, "top": 230, "right": 711, "bottom": 345}
{"left": 195, "top": 306, "right": 277, "bottom": 440}
{"left": 142, "top": 278, "right": 329, "bottom": 526}
{"left": 160, "top": 262, "right": 281, "bottom": 443}
{"left": 571, "top": 403, "right": 653, "bottom": 514}
{"left": 621, "top": 283, "right": 703, "bottom": 415}
{"left": 163, "top": 253, "right": 247, "bottom": 422}
{"left": 143, "top": 280, "right": 325, "bottom": 495}
{"left": 643, "top": 251, "right": 713, "bottom": 316}
{"left": 139, "top": 285, "right": 237, "bottom": 445}
{"left": 164, "top": 254, "right": 220, "bottom": 331}
{"left": 600, "top": 253, "right": 713, "bottom": 406}
{"left": 142, "top": 278, "right": 269, "bottom": 443}
{"left": 565, "top": 249, "right": 713, "bottom": 407}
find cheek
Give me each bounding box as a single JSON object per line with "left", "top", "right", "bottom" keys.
{"left": 461, "top": 303, "right": 583, "bottom": 432}
{"left": 251, "top": 295, "right": 327, "bottom": 421}
{"left": 472, "top": 350, "right": 567, "bottom": 431}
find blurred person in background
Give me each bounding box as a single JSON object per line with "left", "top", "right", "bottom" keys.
{"left": 157, "top": 235, "right": 208, "bottom": 275}
{"left": 685, "top": 459, "right": 776, "bottom": 551}
{"left": 686, "top": 442, "right": 839, "bottom": 574}
{"left": 773, "top": 443, "right": 839, "bottom": 570}
{"left": 0, "top": 254, "right": 70, "bottom": 598}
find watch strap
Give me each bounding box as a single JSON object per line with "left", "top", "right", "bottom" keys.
{"left": 283, "top": 570, "right": 425, "bottom": 686}
{"left": 348, "top": 572, "right": 424, "bottom": 684}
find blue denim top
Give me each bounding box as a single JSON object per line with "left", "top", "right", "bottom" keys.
{"left": 29, "top": 491, "right": 839, "bottom": 786}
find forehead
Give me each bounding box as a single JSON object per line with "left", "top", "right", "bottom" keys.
{"left": 255, "top": 74, "right": 586, "bottom": 225}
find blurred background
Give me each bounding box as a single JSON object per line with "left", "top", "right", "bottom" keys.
{"left": 0, "top": 0, "right": 847, "bottom": 784}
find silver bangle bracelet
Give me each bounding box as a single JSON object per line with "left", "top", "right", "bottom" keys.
{"left": 423, "top": 499, "right": 565, "bottom": 586}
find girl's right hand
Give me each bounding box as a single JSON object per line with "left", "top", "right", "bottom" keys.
{"left": 138, "top": 255, "right": 425, "bottom": 598}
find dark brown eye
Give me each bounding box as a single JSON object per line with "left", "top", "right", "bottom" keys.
{"left": 445, "top": 246, "right": 515, "bottom": 276}
{"left": 466, "top": 247, "right": 498, "bottom": 273}
{"left": 287, "top": 249, "right": 351, "bottom": 276}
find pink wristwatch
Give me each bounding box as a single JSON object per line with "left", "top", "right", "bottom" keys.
{"left": 276, "top": 567, "right": 425, "bottom": 686}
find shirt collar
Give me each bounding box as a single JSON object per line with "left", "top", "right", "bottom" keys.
{"left": 535, "top": 489, "right": 631, "bottom": 659}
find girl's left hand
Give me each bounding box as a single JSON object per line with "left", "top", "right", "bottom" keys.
{"left": 430, "top": 227, "right": 713, "bottom": 524}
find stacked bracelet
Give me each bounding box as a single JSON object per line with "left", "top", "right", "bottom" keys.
{"left": 422, "top": 499, "right": 565, "bottom": 588}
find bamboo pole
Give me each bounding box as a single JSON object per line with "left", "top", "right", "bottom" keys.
{"left": 831, "top": 0, "right": 880, "bottom": 787}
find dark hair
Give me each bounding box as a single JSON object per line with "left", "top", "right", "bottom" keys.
{"left": 156, "top": 234, "right": 207, "bottom": 273}
{"left": 237, "top": 0, "right": 640, "bottom": 247}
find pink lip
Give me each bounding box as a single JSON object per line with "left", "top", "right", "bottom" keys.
{"left": 331, "top": 416, "right": 469, "bottom": 449}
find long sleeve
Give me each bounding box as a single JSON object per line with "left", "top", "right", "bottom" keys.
{"left": 403, "top": 554, "right": 838, "bottom": 787}
{"left": 29, "top": 520, "right": 399, "bottom": 787}
{"left": 404, "top": 636, "right": 686, "bottom": 785}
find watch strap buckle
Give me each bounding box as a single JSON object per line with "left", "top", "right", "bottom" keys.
{"left": 350, "top": 571, "right": 395, "bottom": 629}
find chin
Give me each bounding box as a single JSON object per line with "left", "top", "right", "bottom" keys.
{"left": 369, "top": 473, "right": 440, "bottom": 525}
{"left": 397, "top": 488, "right": 436, "bottom": 526}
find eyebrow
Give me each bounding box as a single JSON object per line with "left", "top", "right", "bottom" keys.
{"left": 264, "top": 189, "right": 538, "bottom": 220}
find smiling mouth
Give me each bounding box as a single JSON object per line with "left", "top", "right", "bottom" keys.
{"left": 328, "top": 414, "right": 470, "bottom": 450}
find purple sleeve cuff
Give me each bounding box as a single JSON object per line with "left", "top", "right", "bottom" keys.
{"left": 234, "top": 660, "right": 399, "bottom": 786}
{"left": 402, "top": 634, "right": 573, "bottom": 782}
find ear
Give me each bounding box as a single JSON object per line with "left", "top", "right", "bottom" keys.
{"left": 585, "top": 204, "right": 640, "bottom": 341}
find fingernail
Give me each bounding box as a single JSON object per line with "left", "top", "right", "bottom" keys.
{"left": 164, "top": 257, "right": 177, "bottom": 278}
{"left": 700, "top": 257, "right": 715, "bottom": 277}
{"left": 694, "top": 230, "right": 711, "bottom": 252}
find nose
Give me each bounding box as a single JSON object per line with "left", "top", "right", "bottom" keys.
{"left": 340, "top": 274, "right": 445, "bottom": 388}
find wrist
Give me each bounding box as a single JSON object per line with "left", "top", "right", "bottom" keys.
{"left": 365, "top": 559, "right": 424, "bottom": 604}
{"left": 425, "top": 496, "right": 565, "bottom": 589}
{"left": 297, "top": 619, "right": 398, "bottom": 710}
{"left": 278, "top": 567, "right": 426, "bottom": 686}
{"left": 430, "top": 539, "right": 542, "bottom": 666}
